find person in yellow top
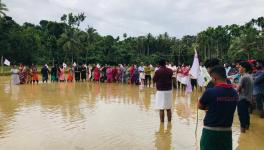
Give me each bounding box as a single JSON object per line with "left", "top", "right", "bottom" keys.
{"left": 144, "top": 64, "right": 152, "bottom": 87}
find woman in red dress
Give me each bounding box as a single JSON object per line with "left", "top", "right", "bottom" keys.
{"left": 112, "top": 66, "right": 118, "bottom": 82}
{"left": 67, "top": 65, "right": 74, "bottom": 82}
{"left": 32, "top": 64, "right": 39, "bottom": 84}
{"left": 93, "top": 66, "right": 100, "bottom": 82}
{"left": 106, "top": 66, "right": 113, "bottom": 83}
{"left": 129, "top": 65, "right": 135, "bottom": 84}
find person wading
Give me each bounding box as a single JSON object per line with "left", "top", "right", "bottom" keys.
{"left": 199, "top": 66, "right": 238, "bottom": 150}
{"left": 253, "top": 60, "right": 264, "bottom": 118}
{"left": 153, "top": 59, "right": 173, "bottom": 123}
{"left": 237, "top": 61, "right": 253, "bottom": 133}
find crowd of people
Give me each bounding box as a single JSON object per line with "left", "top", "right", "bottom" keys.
{"left": 11, "top": 63, "right": 156, "bottom": 86}
{"left": 9, "top": 58, "right": 264, "bottom": 150}
{"left": 151, "top": 58, "right": 264, "bottom": 150}
{"left": 9, "top": 62, "right": 196, "bottom": 88}
{"left": 10, "top": 63, "right": 208, "bottom": 89}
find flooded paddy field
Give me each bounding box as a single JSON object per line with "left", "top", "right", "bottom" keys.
{"left": 0, "top": 77, "right": 263, "bottom": 150}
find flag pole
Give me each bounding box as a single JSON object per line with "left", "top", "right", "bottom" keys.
{"left": 195, "top": 101, "right": 199, "bottom": 135}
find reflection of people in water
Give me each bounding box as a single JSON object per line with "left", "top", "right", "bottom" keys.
{"left": 11, "top": 65, "right": 20, "bottom": 85}
{"left": 155, "top": 123, "right": 172, "bottom": 150}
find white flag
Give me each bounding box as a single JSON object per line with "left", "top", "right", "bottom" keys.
{"left": 63, "top": 63, "right": 67, "bottom": 68}
{"left": 73, "top": 62, "right": 77, "bottom": 67}
{"left": 189, "top": 49, "right": 200, "bottom": 79}
{"left": 4, "top": 59, "right": 10, "bottom": 66}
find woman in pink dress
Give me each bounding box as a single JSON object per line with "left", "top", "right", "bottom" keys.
{"left": 106, "top": 66, "right": 113, "bottom": 83}
{"left": 59, "top": 66, "right": 65, "bottom": 82}
{"left": 129, "top": 65, "right": 135, "bottom": 84}
{"left": 93, "top": 66, "right": 100, "bottom": 82}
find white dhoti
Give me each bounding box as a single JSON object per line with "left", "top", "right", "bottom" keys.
{"left": 180, "top": 76, "right": 188, "bottom": 85}
{"left": 140, "top": 72, "right": 145, "bottom": 80}
{"left": 155, "top": 90, "right": 173, "bottom": 110}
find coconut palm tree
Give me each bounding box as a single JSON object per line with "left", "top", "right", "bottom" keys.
{"left": 0, "top": 0, "right": 8, "bottom": 17}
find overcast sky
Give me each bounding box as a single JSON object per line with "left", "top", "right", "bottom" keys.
{"left": 4, "top": 0, "right": 264, "bottom": 38}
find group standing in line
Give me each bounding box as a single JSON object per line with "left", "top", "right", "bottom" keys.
{"left": 9, "top": 58, "right": 264, "bottom": 150}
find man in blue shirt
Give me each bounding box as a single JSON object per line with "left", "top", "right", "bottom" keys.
{"left": 199, "top": 66, "right": 238, "bottom": 150}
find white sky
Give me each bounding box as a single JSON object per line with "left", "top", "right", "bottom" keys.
{"left": 4, "top": 0, "right": 264, "bottom": 38}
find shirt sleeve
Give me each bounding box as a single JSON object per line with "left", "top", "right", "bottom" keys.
{"left": 241, "top": 76, "right": 251, "bottom": 90}
{"left": 153, "top": 71, "right": 158, "bottom": 83}
{"left": 239, "top": 76, "right": 245, "bottom": 91}
{"left": 199, "top": 90, "right": 212, "bottom": 107}
{"left": 255, "top": 72, "right": 264, "bottom": 85}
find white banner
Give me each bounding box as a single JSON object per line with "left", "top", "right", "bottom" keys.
{"left": 189, "top": 49, "right": 200, "bottom": 79}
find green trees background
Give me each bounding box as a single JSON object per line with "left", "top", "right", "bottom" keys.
{"left": 0, "top": 1, "right": 264, "bottom": 65}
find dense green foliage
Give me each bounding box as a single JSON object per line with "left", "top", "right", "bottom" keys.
{"left": 0, "top": 1, "right": 264, "bottom": 65}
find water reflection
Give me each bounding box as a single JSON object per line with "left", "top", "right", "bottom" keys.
{"left": 155, "top": 123, "right": 172, "bottom": 150}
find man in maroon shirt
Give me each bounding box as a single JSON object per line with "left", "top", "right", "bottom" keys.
{"left": 153, "top": 59, "right": 173, "bottom": 122}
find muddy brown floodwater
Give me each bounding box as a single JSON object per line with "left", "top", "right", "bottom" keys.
{"left": 0, "top": 76, "right": 263, "bottom": 150}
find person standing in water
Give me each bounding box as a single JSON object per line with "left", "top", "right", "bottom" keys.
{"left": 153, "top": 59, "right": 173, "bottom": 123}
{"left": 58, "top": 65, "right": 65, "bottom": 82}
{"left": 41, "top": 65, "right": 49, "bottom": 83}
{"left": 81, "top": 64, "right": 87, "bottom": 82}
{"left": 138, "top": 63, "right": 145, "bottom": 86}
{"left": 26, "top": 66, "right": 32, "bottom": 84}
{"left": 51, "top": 65, "right": 58, "bottom": 82}
{"left": 67, "top": 64, "right": 74, "bottom": 82}
{"left": 75, "top": 64, "right": 81, "bottom": 82}
{"left": 112, "top": 66, "right": 118, "bottom": 82}
{"left": 31, "top": 64, "right": 39, "bottom": 84}
{"left": 93, "top": 65, "right": 100, "bottom": 82}
{"left": 199, "top": 66, "right": 238, "bottom": 150}
{"left": 253, "top": 60, "right": 264, "bottom": 118}
{"left": 144, "top": 64, "right": 152, "bottom": 87}
{"left": 237, "top": 61, "right": 253, "bottom": 133}
{"left": 11, "top": 65, "right": 20, "bottom": 85}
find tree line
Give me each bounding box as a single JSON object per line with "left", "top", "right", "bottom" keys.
{"left": 0, "top": 1, "right": 264, "bottom": 66}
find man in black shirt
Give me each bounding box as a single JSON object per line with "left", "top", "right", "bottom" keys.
{"left": 81, "top": 64, "right": 87, "bottom": 82}
{"left": 41, "top": 65, "right": 49, "bottom": 83}
{"left": 75, "top": 64, "right": 81, "bottom": 82}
